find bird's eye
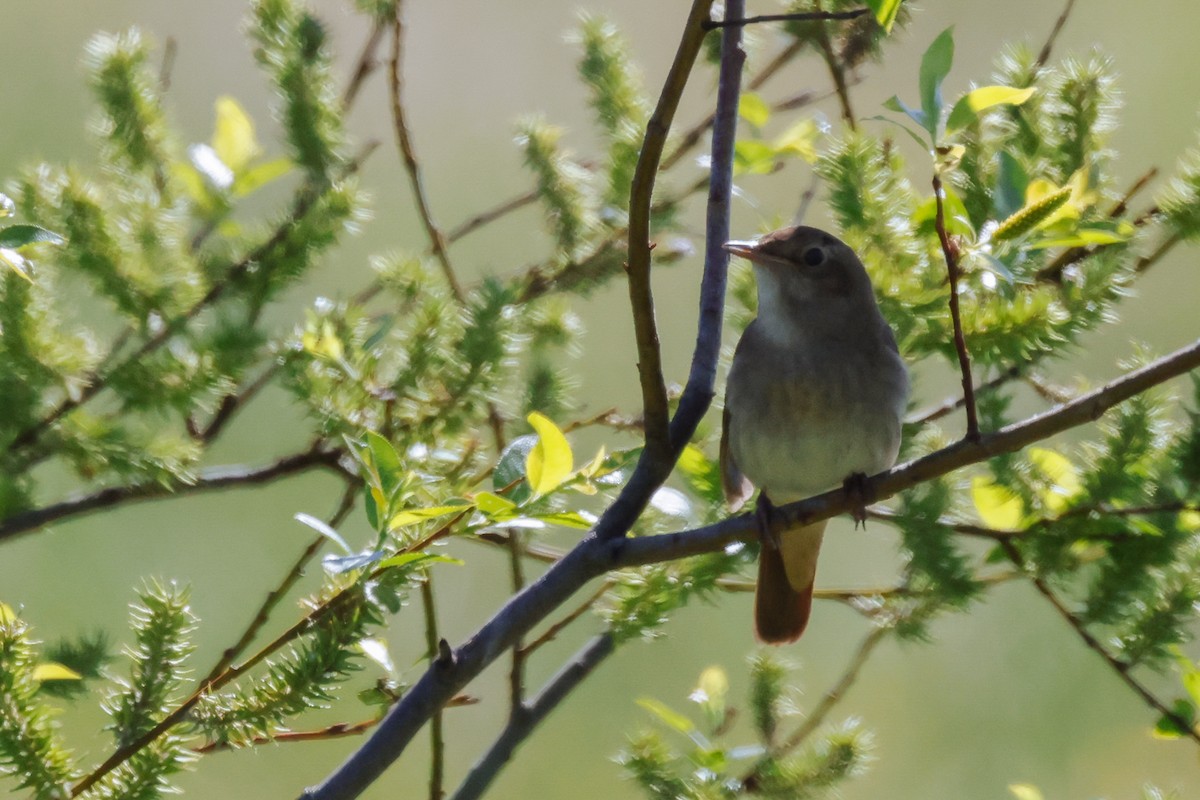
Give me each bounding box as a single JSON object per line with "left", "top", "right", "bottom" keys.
{"left": 802, "top": 246, "right": 825, "bottom": 267}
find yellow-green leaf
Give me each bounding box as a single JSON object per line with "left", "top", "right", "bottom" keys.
{"left": 866, "top": 0, "right": 902, "bottom": 32}
{"left": 992, "top": 184, "right": 1072, "bottom": 243}
{"left": 946, "top": 85, "right": 1035, "bottom": 135}
{"left": 636, "top": 697, "right": 695, "bottom": 734}
{"left": 0, "top": 602, "right": 16, "bottom": 623}
{"left": 971, "top": 476, "right": 1024, "bottom": 529}
{"left": 474, "top": 491, "right": 517, "bottom": 518}
{"left": 212, "top": 96, "right": 260, "bottom": 174}
{"left": 733, "top": 140, "right": 777, "bottom": 176}
{"left": 232, "top": 157, "right": 293, "bottom": 197}
{"left": 525, "top": 412, "right": 573, "bottom": 496}
{"left": 693, "top": 666, "right": 728, "bottom": 706}
{"left": 33, "top": 662, "right": 82, "bottom": 682}
{"left": 1028, "top": 447, "right": 1082, "bottom": 513}
{"left": 772, "top": 118, "right": 819, "bottom": 163}
{"left": 1008, "top": 784, "right": 1044, "bottom": 800}
{"left": 738, "top": 92, "right": 770, "bottom": 128}
{"left": 0, "top": 247, "right": 33, "bottom": 282}
{"left": 389, "top": 504, "right": 471, "bottom": 530}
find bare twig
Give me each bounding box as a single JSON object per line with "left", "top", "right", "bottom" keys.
{"left": 0, "top": 443, "right": 343, "bottom": 544}
{"left": 298, "top": 338, "right": 1200, "bottom": 800}
{"left": 507, "top": 528, "right": 527, "bottom": 709}
{"left": 815, "top": 23, "right": 856, "bottom": 129}
{"left": 999, "top": 539, "right": 1200, "bottom": 745}
{"left": 623, "top": 0, "right": 716, "bottom": 465}
{"left": 932, "top": 173, "right": 980, "bottom": 441}
{"left": 388, "top": 2, "right": 463, "bottom": 303}
{"left": 1035, "top": 0, "right": 1079, "bottom": 69}
{"left": 445, "top": 189, "right": 539, "bottom": 243}
{"left": 519, "top": 581, "right": 612, "bottom": 656}
{"left": 420, "top": 577, "right": 446, "bottom": 800}
{"left": 342, "top": 15, "right": 387, "bottom": 110}
{"left": 702, "top": 9, "right": 869, "bottom": 30}
{"left": 449, "top": 634, "right": 616, "bottom": 800}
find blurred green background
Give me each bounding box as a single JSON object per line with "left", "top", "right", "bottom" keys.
{"left": 2, "top": 1, "right": 1199, "bottom": 798}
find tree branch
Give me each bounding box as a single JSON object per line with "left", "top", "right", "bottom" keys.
{"left": 933, "top": 173, "right": 980, "bottom": 441}
{"left": 624, "top": 0, "right": 716, "bottom": 465}
{"left": 388, "top": 1, "right": 463, "bottom": 303}
{"left": 420, "top": 577, "right": 446, "bottom": 800}
{"left": 999, "top": 539, "right": 1200, "bottom": 745}
{"left": 0, "top": 443, "right": 344, "bottom": 545}
{"left": 449, "top": 634, "right": 616, "bottom": 800}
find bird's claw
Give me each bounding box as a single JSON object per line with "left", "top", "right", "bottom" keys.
{"left": 755, "top": 493, "right": 782, "bottom": 551}
{"left": 843, "top": 472, "right": 872, "bottom": 529}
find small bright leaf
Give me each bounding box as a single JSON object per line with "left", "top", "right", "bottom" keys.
{"left": 945, "top": 85, "right": 1035, "bottom": 135}
{"left": 738, "top": 92, "right": 770, "bottom": 128}
{"left": 212, "top": 96, "right": 260, "bottom": 174}
{"left": 366, "top": 431, "right": 403, "bottom": 498}
{"left": 531, "top": 510, "right": 596, "bottom": 530}
{"left": 0, "top": 248, "right": 33, "bottom": 282}
{"left": 525, "top": 412, "right": 573, "bottom": 496}
{"left": 389, "top": 504, "right": 470, "bottom": 530}
{"left": 733, "top": 140, "right": 777, "bottom": 176}
{"left": 33, "top": 663, "right": 83, "bottom": 682}
{"left": 375, "top": 552, "right": 463, "bottom": 571}
{"left": 232, "top": 157, "right": 293, "bottom": 197}
{"left": 1152, "top": 699, "right": 1196, "bottom": 739}
{"left": 971, "top": 476, "right": 1024, "bottom": 529}
{"left": 1008, "top": 785, "right": 1045, "bottom": 800}
{"left": 1028, "top": 447, "right": 1082, "bottom": 513}
{"left": 474, "top": 491, "right": 518, "bottom": 518}
{"left": 772, "top": 118, "right": 819, "bottom": 163}
{"left": 294, "top": 512, "right": 352, "bottom": 554}
{"left": 918, "top": 27, "right": 955, "bottom": 140}
{"left": 676, "top": 444, "right": 723, "bottom": 505}
{"left": 636, "top": 697, "right": 695, "bottom": 734}
{"left": 866, "top": 0, "right": 902, "bottom": 32}
{"left": 691, "top": 666, "right": 729, "bottom": 709}
{"left": 0, "top": 602, "right": 15, "bottom": 623}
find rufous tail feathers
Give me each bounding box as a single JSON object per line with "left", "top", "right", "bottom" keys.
{"left": 754, "top": 521, "right": 826, "bottom": 644}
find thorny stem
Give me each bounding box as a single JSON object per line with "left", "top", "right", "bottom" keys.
{"left": 932, "top": 173, "right": 980, "bottom": 441}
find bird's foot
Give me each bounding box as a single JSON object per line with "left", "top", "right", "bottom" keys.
{"left": 843, "top": 472, "right": 872, "bottom": 529}
{"left": 755, "top": 493, "right": 782, "bottom": 551}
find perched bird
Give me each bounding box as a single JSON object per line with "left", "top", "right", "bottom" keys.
{"left": 721, "top": 225, "right": 908, "bottom": 643}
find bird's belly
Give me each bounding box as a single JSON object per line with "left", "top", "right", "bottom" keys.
{"left": 729, "top": 377, "right": 901, "bottom": 503}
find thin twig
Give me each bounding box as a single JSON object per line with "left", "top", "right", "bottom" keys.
{"left": 907, "top": 364, "right": 1023, "bottom": 427}
{"left": 518, "top": 582, "right": 612, "bottom": 656}
{"left": 342, "top": 15, "right": 387, "bottom": 110}
{"left": 420, "top": 577, "right": 446, "bottom": 800}
{"left": 815, "top": 22, "right": 856, "bottom": 129}
{"left": 507, "top": 527, "right": 527, "bottom": 709}
{"left": 1035, "top": 0, "right": 1079, "bottom": 69}
{"left": 449, "top": 634, "right": 616, "bottom": 800}
{"left": 445, "top": 190, "right": 540, "bottom": 243}
{"left": 199, "top": 361, "right": 281, "bottom": 442}
{"left": 702, "top": 9, "right": 869, "bottom": 30}
{"left": 299, "top": 338, "right": 1200, "bottom": 800}
{"left": 932, "top": 173, "right": 980, "bottom": 441}
{"left": 623, "top": 0, "right": 715, "bottom": 466}
{"left": 388, "top": 2, "right": 463, "bottom": 303}
{"left": 0, "top": 443, "right": 343, "bottom": 544}
{"left": 999, "top": 539, "right": 1200, "bottom": 745}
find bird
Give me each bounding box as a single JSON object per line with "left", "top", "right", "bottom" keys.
{"left": 720, "top": 225, "right": 908, "bottom": 644}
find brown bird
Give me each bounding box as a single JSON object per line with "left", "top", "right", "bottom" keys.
{"left": 720, "top": 225, "right": 908, "bottom": 643}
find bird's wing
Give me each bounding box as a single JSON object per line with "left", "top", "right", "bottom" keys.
{"left": 720, "top": 406, "right": 754, "bottom": 512}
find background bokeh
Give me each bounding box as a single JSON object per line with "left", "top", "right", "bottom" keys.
{"left": 2, "top": 1, "right": 1199, "bottom": 798}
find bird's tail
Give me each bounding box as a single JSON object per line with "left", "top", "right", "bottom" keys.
{"left": 754, "top": 520, "right": 826, "bottom": 644}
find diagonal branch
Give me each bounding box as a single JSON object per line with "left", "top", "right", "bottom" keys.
{"left": 0, "top": 443, "right": 344, "bottom": 545}
{"left": 933, "top": 173, "right": 980, "bottom": 440}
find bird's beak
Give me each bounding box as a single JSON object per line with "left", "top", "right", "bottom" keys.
{"left": 723, "top": 239, "right": 760, "bottom": 260}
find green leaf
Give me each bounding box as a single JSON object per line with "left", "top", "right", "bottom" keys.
{"left": 212, "top": 95, "right": 261, "bottom": 174}
{"left": 366, "top": 431, "right": 404, "bottom": 499}
{"left": 232, "top": 156, "right": 294, "bottom": 197}
{"left": 389, "top": 504, "right": 471, "bottom": 530}
{"left": 1008, "top": 785, "right": 1045, "bottom": 800}
{"left": 375, "top": 552, "right": 463, "bottom": 571}
{"left": 738, "top": 92, "right": 770, "bottom": 128}
{"left": 946, "top": 85, "right": 1035, "bottom": 135}
{"left": 676, "top": 444, "right": 723, "bottom": 505}
{"left": 530, "top": 510, "right": 595, "bottom": 530}
{"left": 733, "top": 140, "right": 777, "bottom": 176}
{"left": 994, "top": 151, "right": 1029, "bottom": 219}
{"left": 1027, "top": 228, "right": 1131, "bottom": 250}
{"left": 866, "top": 0, "right": 902, "bottom": 32}
{"left": 878, "top": 99, "right": 929, "bottom": 145}
{"left": 1152, "top": 699, "right": 1196, "bottom": 739}
{"left": 525, "top": 412, "right": 573, "bottom": 496}
{"left": 636, "top": 697, "right": 695, "bottom": 734}
{"left": 918, "top": 27, "right": 955, "bottom": 141}
{"left": 32, "top": 662, "right": 83, "bottom": 682}
{"left": 0, "top": 224, "right": 65, "bottom": 249}
{"left": 474, "top": 491, "right": 518, "bottom": 518}
{"left": 971, "top": 476, "right": 1024, "bottom": 529}
{"left": 494, "top": 435, "right": 536, "bottom": 491}
{"left": 294, "top": 512, "right": 352, "bottom": 554}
